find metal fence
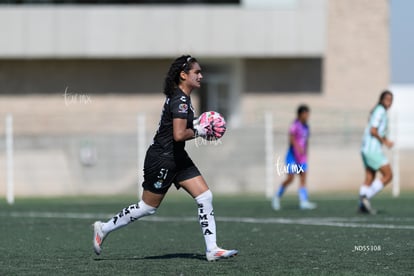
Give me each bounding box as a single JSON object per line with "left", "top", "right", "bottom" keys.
{"left": 1, "top": 106, "right": 411, "bottom": 202}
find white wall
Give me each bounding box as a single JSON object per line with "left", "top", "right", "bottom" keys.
{"left": 390, "top": 84, "right": 414, "bottom": 149}
{"left": 0, "top": 0, "right": 326, "bottom": 58}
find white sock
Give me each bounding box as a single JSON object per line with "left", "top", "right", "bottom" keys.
{"left": 366, "top": 179, "right": 384, "bottom": 199}
{"left": 195, "top": 190, "right": 217, "bottom": 252}
{"left": 359, "top": 185, "right": 370, "bottom": 197}
{"left": 101, "top": 200, "right": 156, "bottom": 234}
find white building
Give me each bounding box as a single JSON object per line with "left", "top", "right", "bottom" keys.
{"left": 0, "top": 0, "right": 397, "bottom": 197}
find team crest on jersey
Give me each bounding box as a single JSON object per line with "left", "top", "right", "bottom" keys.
{"left": 154, "top": 181, "right": 163, "bottom": 189}
{"left": 178, "top": 103, "right": 188, "bottom": 113}
{"left": 180, "top": 96, "right": 187, "bottom": 102}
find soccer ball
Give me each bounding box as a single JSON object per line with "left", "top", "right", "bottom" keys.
{"left": 198, "top": 111, "right": 227, "bottom": 140}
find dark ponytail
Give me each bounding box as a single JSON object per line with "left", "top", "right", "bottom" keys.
{"left": 163, "top": 55, "right": 197, "bottom": 97}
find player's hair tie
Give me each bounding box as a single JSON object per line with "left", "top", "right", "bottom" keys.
{"left": 182, "top": 56, "right": 193, "bottom": 69}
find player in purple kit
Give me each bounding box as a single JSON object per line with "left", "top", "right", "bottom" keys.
{"left": 272, "top": 104, "right": 317, "bottom": 210}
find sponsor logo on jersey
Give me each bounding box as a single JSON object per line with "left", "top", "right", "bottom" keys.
{"left": 178, "top": 103, "right": 188, "bottom": 113}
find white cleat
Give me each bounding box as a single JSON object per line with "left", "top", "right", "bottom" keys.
{"left": 93, "top": 221, "right": 107, "bottom": 255}
{"left": 206, "top": 247, "right": 238, "bottom": 262}
{"left": 299, "top": 200, "right": 317, "bottom": 210}
{"left": 360, "top": 196, "right": 377, "bottom": 215}
{"left": 271, "top": 196, "right": 281, "bottom": 211}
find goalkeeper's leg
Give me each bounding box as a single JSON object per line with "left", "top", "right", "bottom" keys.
{"left": 179, "top": 175, "right": 238, "bottom": 261}
{"left": 93, "top": 191, "right": 164, "bottom": 255}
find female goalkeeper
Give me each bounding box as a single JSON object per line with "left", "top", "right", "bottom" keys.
{"left": 359, "top": 90, "right": 394, "bottom": 214}
{"left": 92, "top": 55, "right": 238, "bottom": 261}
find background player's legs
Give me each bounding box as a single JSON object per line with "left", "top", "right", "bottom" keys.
{"left": 359, "top": 167, "right": 377, "bottom": 214}
{"left": 364, "top": 167, "right": 376, "bottom": 185}
{"left": 365, "top": 164, "right": 392, "bottom": 199}
{"left": 298, "top": 172, "right": 316, "bottom": 210}
{"left": 360, "top": 167, "right": 376, "bottom": 197}
{"left": 379, "top": 164, "right": 393, "bottom": 185}
{"left": 279, "top": 174, "right": 295, "bottom": 196}
{"left": 272, "top": 174, "right": 294, "bottom": 210}
{"left": 298, "top": 172, "right": 308, "bottom": 201}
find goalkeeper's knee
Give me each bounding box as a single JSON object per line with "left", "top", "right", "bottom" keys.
{"left": 138, "top": 200, "right": 157, "bottom": 216}
{"left": 195, "top": 190, "right": 213, "bottom": 205}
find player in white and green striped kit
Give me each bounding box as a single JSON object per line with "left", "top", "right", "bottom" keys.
{"left": 359, "top": 90, "right": 394, "bottom": 214}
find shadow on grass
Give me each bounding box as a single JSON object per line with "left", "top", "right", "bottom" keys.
{"left": 94, "top": 253, "right": 205, "bottom": 261}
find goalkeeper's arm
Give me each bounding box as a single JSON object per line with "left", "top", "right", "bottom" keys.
{"left": 193, "top": 117, "right": 209, "bottom": 139}
{"left": 173, "top": 118, "right": 197, "bottom": 141}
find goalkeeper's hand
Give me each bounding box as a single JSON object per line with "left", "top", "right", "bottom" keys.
{"left": 212, "top": 124, "right": 226, "bottom": 139}
{"left": 193, "top": 118, "right": 211, "bottom": 138}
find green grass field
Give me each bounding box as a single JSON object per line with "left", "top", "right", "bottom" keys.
{"left": 0, "top": 193, "right": 413, "bottom": 275}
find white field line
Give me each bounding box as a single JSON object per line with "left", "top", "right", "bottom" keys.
{"left": 1, "top": 211, "right": 414, "bottom": 230}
